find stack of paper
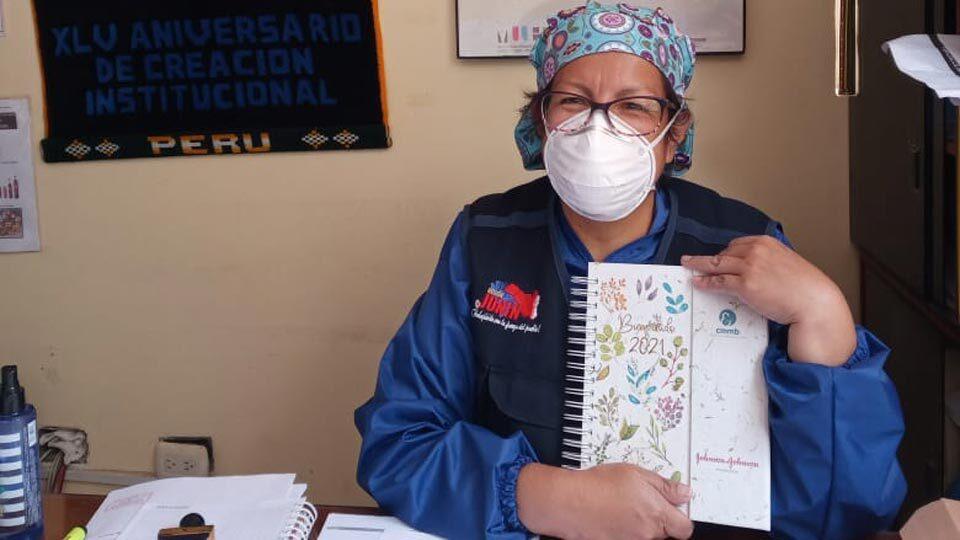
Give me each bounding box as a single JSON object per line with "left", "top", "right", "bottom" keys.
{"left": 86, "top": 474, "right": 312, "bottom": 540}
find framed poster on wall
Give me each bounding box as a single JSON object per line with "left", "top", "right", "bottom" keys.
{"left": 457, "top": 0, "right": 745, "bottom": 58}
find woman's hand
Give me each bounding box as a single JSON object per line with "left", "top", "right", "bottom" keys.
{"left": 517, "top": 462, "right": 693, "bottom": 540}
{"left": 680, "top": 235, "right": 857, "bottom": 367}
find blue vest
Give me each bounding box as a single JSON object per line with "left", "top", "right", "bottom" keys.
{"left": 465, "top": 176, "right": 776, "bottom": 467}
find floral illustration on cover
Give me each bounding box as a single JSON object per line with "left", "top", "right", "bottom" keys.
{"left": 599, "top": 277, "right": 628, "bottom": 313}
{"left": 637, "top": 275, "right": 658, "bottom": 301}
{"left": 663, "top": 282, "right": 688, "bottom": 314}
{"left": 584, "top": 267, "right": 691, "bottom": 483}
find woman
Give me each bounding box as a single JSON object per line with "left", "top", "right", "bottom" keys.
{"left": 355, "top": 2, "right": 906, "bottom": 539}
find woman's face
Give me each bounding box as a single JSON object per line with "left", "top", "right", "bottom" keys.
{"left": 545, "top": 52, "right": 690, "bottom": 181}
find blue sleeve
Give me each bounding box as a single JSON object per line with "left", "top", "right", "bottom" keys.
{"left": 354, "top": 211, "right": 539, "bottom": 540}
{"left": 765, "top": 224, "right": 907, "bottom": 539}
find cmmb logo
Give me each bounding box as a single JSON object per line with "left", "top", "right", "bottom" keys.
{"left": 717, "top": 309, "right": 740, "bottom": 336}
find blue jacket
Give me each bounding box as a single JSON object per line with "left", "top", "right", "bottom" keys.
{"left": 355, "top": 188, "right": 906, "bottom": 539}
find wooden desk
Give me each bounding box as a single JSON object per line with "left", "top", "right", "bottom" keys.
{"left": 43, "top": 494, "right": 101, "bottom": 539}
{"left": 41, "top": 494, "right": 901, "bottom": 539}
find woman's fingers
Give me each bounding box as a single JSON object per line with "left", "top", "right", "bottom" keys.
{"left": 691, "top": 273, "right": 744, "bottom": 294}
{"left": 662, "top": 505, "right": 695, "bottom": 540}
{"left": 680, "top": 253, "right": 747, "bottom": 276}
{"left": 727, "top": 234, "right": 772, "bottom": 248}
{"left": 631, "top": 467, "right": 694, "bottom": 539}
{"left": 636, "top": 467, "right": 693, "bottom": 538}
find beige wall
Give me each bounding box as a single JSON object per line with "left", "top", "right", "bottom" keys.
{"left": 0, "top": 0, "right": 852, "bottom": 505}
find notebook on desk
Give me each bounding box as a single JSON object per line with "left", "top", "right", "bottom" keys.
{"left": 318, "top": 514, "right": 442, "bottom": 539}
{"left": 85, "top": 474, "right": 317, "bottom": 540}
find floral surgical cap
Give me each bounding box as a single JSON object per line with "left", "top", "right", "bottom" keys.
{"left": 514, "top": 1, "right": 697, "bottom": 175}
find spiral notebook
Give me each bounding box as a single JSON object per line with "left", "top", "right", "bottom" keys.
{"left": 85, "top": 474, "right": 317, "bottom": 540}
{"left": 565, "top": 263, "right": 771, "bottom": 531}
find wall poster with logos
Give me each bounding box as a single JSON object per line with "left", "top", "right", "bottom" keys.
{"left": 456, "top": 0, "right": 745, "bottom": 58}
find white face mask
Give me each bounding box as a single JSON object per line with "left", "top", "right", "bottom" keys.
{"left": 544, "top": 109, "right": 679, "bottom": 222}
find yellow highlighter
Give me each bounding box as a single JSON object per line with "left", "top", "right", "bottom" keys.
{"left": 62, "top": 526, "right": 86, "bottom": 540}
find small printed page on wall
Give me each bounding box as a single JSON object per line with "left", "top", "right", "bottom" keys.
{"left": 0, "top": 98, "right": 40, "bottom": 253}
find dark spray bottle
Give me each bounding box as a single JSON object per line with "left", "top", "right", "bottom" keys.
{"left": 0, "top": 366, "right": 42, "bottom": 538}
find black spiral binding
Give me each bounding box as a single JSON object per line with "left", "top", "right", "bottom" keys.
{"left": 562, "top": 275, "right": 599, "bottom": 470}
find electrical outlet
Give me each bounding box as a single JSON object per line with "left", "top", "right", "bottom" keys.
{"left": 155, "top": 440, "right": 211, "bottom": 478}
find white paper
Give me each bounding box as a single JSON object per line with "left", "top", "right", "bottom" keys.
{"left": 319, "top": 514, "right": 443, "bottom": 540}
{"left": 286, "top": 483, "right": 308, "bottom": 500}
{"left": 85, "top": 474, "right": 307, "bottom": 540}
{"left": 576, "top": 262, "right": 770, "bottom": 530}
{"left": 457, "top": 0, "right": 744, "bottom": 58}
{"left": 883, "top": 34, "right": 960, "bottom": 105}
{"left": 127, "top": 498, "right": 306, "bottom": 540}
{"left": 84, "top": 491, "right": 153, "bottom": 540}
{"left": 0, "top": 98, "right": 40, "bottom": 252}
{"left": 131, "top": 474, "right": 296, "bottom": 505}
{"left": 688, "top": 289, "right": 770, "bottom": 530}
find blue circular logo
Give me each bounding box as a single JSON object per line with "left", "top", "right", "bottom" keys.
{"left": 719, "top": 309, "right": 737, "bottom": 327}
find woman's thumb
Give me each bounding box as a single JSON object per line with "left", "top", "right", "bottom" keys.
{"left": 657, "top": 477, "right": 692, "bottom": 505}
{"left": 634, "top": 466, "right": 693, "bottom": 505}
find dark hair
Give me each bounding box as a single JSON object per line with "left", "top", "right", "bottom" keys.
{"left": 518, "top": 88, "right": 550, "bottom": 138}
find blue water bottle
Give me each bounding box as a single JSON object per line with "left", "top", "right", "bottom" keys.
{"left": 0, "top": 366, "right": 42, "bottom": 539}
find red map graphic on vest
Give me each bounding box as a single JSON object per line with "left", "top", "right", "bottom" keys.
{"left": 476, "top": 281, "right": 540, "bottom": 321}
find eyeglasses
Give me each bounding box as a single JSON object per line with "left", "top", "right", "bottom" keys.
{"left": 540, "top": 91, "right": 679, "bottom": 138}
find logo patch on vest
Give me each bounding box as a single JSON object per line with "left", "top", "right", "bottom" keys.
{"left": 472, "top": 281, "right": 542, "bottom": 334}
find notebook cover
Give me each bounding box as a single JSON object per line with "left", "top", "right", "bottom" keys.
{"left": 577, "top": 262, "right": 770, "bottom": 530}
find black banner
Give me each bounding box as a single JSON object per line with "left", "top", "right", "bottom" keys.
{"left": 33, "top": 0, "right": 390, "bottom": 162}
